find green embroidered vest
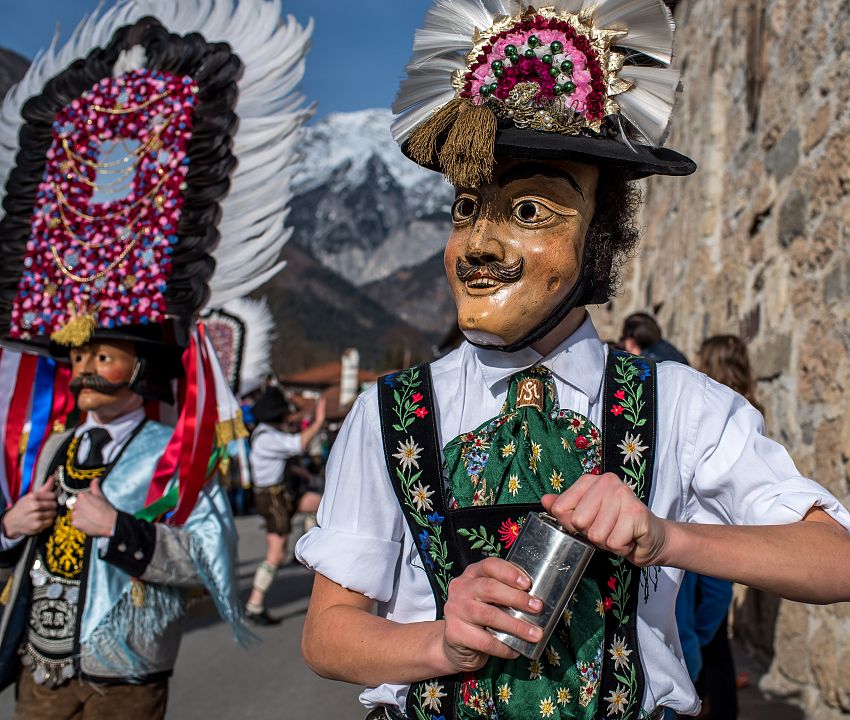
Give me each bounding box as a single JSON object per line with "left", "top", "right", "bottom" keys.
{"left": 378, "top": 353, "right": 657, "bottom": 720}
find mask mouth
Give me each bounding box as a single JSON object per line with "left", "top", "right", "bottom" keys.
{"left": 69, "top": 374, "right": 130, "bottom": 396}
{"left": 456, "top": 257, "right": 524, "bottom": 288}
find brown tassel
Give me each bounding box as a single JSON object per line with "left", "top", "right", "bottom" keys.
{"left": 438, "top": 103, "right": 498, "bottom": 188}
{"left": 407, "top": 97, "right": 468, "bottom": 167}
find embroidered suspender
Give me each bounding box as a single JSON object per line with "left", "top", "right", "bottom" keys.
{"left": 378, "top": 353, "right": 658, "bottom": 720}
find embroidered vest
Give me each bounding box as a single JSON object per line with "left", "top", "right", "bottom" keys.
{"left": 378, "top": 352, "right": 657, "bottom": 720}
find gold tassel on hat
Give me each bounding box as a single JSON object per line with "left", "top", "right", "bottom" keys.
{"left": 438, "top": 102, "right": 498, "bottom": 188}
{"left": 50, "top": 302, "right": 98, "bottom": 347}
{"left": 407, "top": 97, "right": 468, "bottom": 168}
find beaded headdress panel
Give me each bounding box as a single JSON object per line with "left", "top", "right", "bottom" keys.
{"left": 0, "top": 0, "right": 311, "bottom": 351}
{"left": 393, "top": 0, "right": 686, "bottom": 186}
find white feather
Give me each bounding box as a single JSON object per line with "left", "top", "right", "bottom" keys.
{"left": 585, "top": 0, "right": 674, "bottom": 63}
{"left": 617, "top": 65, "right": 680, "bottom": 144}
{"left": 0, "top": 0, "right": 312, "bottom": 308}
{"left": 219, "top": 296, "right": 276, "bottom": 392}
{"left": 112, "top": 45, "right": 147, "bottom": 76}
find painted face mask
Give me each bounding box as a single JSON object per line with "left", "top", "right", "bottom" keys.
{"left": 444, "top": 159, "right": 598, "bottom": 347}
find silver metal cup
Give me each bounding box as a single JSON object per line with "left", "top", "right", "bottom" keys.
{"left": 489, "top": 512, "right": 595, "bottom": 660}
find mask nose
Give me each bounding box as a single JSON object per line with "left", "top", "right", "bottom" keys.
{"left": 464, "top": 216, "right": 504, "bottom": 266}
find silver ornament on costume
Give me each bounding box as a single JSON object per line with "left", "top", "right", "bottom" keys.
{"left": 46, "top": 583, "right": 64, "bottom": 600}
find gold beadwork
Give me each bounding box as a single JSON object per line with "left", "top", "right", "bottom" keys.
{"left": 50, "top": 233, "right": 138, "bottom": 283}
{"left": 90, "top": 89, "right": 172, "bottom": 115}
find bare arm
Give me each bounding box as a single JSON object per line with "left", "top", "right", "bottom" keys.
{"left": 299, "top": 396, "right": 327, "bottom": 452}
{"left": 302, "top": 561, "right": 545, "bottom": 686}
{"left": 543, "top": 474, "right": 850, "bottom": 605}
{"left": 658, "top": 507, "right": 850, "bottom": 604}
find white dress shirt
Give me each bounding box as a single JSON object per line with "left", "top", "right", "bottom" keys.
{"left": 249, "top": 424, "right": 302, "bottom": 488}
{"left": 74, "top": 406, "right": 147, "bottom": 465}
{"left": 296, "top": 315, "right": 850, "bottom": 715}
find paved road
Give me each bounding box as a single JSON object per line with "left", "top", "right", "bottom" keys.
{"left": 0, "top": 513, "right": 807, "bottom": 719}
{"left": 0, "top": 514, "right": 363, "bottom": 720}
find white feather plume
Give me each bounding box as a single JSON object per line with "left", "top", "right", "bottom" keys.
{"left": 219, "top": 296, "right": 276, "bottom": 395}
{"left": 0, "top": 0, "right": 312, "bottom": 307}
{"left": 392, "top": 0, "right": 679, "bottom": 147}
{"left": 617, "top": 65, "right": 680, "bottom": 144}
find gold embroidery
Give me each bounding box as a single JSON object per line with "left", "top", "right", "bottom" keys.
{"left": 45, "top": 512, "right": 87, "bottom": 579}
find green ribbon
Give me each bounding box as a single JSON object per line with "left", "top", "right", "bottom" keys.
{"left": 134, "top": 445, "right": 226, "bottom": 523}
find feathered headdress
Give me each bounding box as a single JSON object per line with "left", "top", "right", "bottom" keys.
{"left": 0, "top": 0, "right": 310, "bottom": 524}
{"left": 0, "top": 0, "right": 311, "bottom": 349}
{"left": 393, "top": 0, "right": 695, "bottom": 186}
{"left": 202, "top": 297, "right": 275, "bottom": 396}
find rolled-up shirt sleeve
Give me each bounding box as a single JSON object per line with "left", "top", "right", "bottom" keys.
{"left": 296, "top": 388, "right": 405, "bottom": 602}
{"left": 686, "top": 375, "right": 850, "bottom": 530}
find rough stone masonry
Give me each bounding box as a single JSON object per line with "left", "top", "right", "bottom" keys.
{"left": 592, "top": 0, "right": 850, "bottom": 716}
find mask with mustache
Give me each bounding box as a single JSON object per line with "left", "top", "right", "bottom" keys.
{"left": 69, "top": 373, "right": 130, "bottom": 396}
{"left": 456, "top": 257, "right": 524, "bottom": 284}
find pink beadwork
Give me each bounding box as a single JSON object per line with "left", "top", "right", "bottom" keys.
{"left": 11, "top": 69, "right": 197, "bottom": 339}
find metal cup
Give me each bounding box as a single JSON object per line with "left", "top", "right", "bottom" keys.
{"left": 489, "top": 512, "right": 595, "bottom": 660}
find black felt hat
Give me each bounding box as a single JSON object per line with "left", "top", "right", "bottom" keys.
{"left": 252, "top": 386, "right": 294, "bottom": 424}
{"left": 403, "top": 126, "right": 696, "bottom": 180}
{"left": 392, "top": 2, "right": 697, "bottom": 187}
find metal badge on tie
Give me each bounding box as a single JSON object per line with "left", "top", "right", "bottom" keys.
{"left": 489, "top": 512, "right": 595, "bottom": 660}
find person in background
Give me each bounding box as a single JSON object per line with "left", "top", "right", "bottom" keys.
{"left": 673, "top": 334, "right": 761, "bottom": 719}
{"left": 245, "top": 387, "right": 325, "bottom": 625}
{"left": 621, "top": 312, "right": 689, "bottom": 364}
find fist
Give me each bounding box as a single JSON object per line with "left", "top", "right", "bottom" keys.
{"left": 542, "top": 472, "right": 668, "bottom": 567}
{"left": 2, "top": 482, "right": 58, "bottom": 539}
{"left": 441, "top": 556, "right": 544, "bottom": 673}
{"left": 71, "top": 479, "right": 118, "bottom": 538}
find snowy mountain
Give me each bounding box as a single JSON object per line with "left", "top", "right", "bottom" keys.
{"left": 288, "top": 108, "right": 454, "bottom": 286}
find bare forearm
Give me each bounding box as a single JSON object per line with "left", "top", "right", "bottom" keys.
{"left": 303, "top": 604, "right": 452, "bottom": 685}
{"left": 659, "top": 517, "right": 850, "bottom": 603}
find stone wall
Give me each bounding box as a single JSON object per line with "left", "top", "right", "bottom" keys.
{"left": 593, "top": 0, "right": 850, "bottom": 715}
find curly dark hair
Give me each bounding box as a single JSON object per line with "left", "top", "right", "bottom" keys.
{"left": 581, "top": 170, "right": 642, "bottom": 304}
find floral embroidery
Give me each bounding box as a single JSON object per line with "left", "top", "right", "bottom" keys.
{"left": 388, "top": 368, "right": 452, "bottom": 600}
{"left": 539, "top": 696, "right": 556, "bottom": 718}
{"left": 458, "top": 525, "right": 502, "bottom": 557}
{"left": 529, "top": 659, "right": 543, "bottom": 680}
{"left": 411, "top": 481, "right": 435, "bottom": 512}
{"left": 550, "top": 469, "right": 564, "bottom": 491}
{"left": 390, "top": 367, "right": 429, "bottom": 432}
{"left": 393, "top": 437, "right": 422, "bottom": 471}
{"left": 577, "top": 646, "right": 602, "bottom": 707}
{"left": 613, "top": 355, "right": 648, "bottom": 430}
{"left": 501, "top": 441, "right": 516, "bottom": 458}
{"left": 421, "top": 681, "right": 447, "bottom": 712}
{"left": 497, "top": 683, "right": 512, "bottom": 703}
{"left": 608, "top": 635, "right": 632, "bottom": 671}
{"left": 557, "top": 687, "right": 572, "bottom": 706}
{"left": 601, "top": 352, "right": 656, "bottom": 720}
{"left": 507, "top": 474, "right": 522, "bottom": 496}
{"left": 498, "top": 518, "right": 522, "bottom": 548}
{"left": 545, "top": 647, "right": 561, "bottom": 667}
{"left": 604, "top": 684, "right": 629, "bottom": 716}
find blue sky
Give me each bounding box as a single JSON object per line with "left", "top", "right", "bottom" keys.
{"left": 0, "top": 0, "right": 432, "bottom": 119}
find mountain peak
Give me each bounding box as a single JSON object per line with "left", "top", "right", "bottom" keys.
{"left": 293, "top": 108, "right": 452, "bottom": 214}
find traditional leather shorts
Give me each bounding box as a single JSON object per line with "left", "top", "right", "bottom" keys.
{"left": 253, "top": 484, "right": 294, "bottom": 535}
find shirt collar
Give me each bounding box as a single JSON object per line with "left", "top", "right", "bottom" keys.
{"left": 74, "top": 406, "right": 146, "bottom": 447}
{"left": 471, "top": 313, "right": 607, "bottom": 403}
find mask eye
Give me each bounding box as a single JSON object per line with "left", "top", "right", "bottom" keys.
{"left": 512, "top": 200, "right": 555, "bottom": 225}
{"left": 451, "top": 196, "right": 479, "bottom": 224}
{"left": 98, "top": 353, "right": 109, "bottom": 363}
